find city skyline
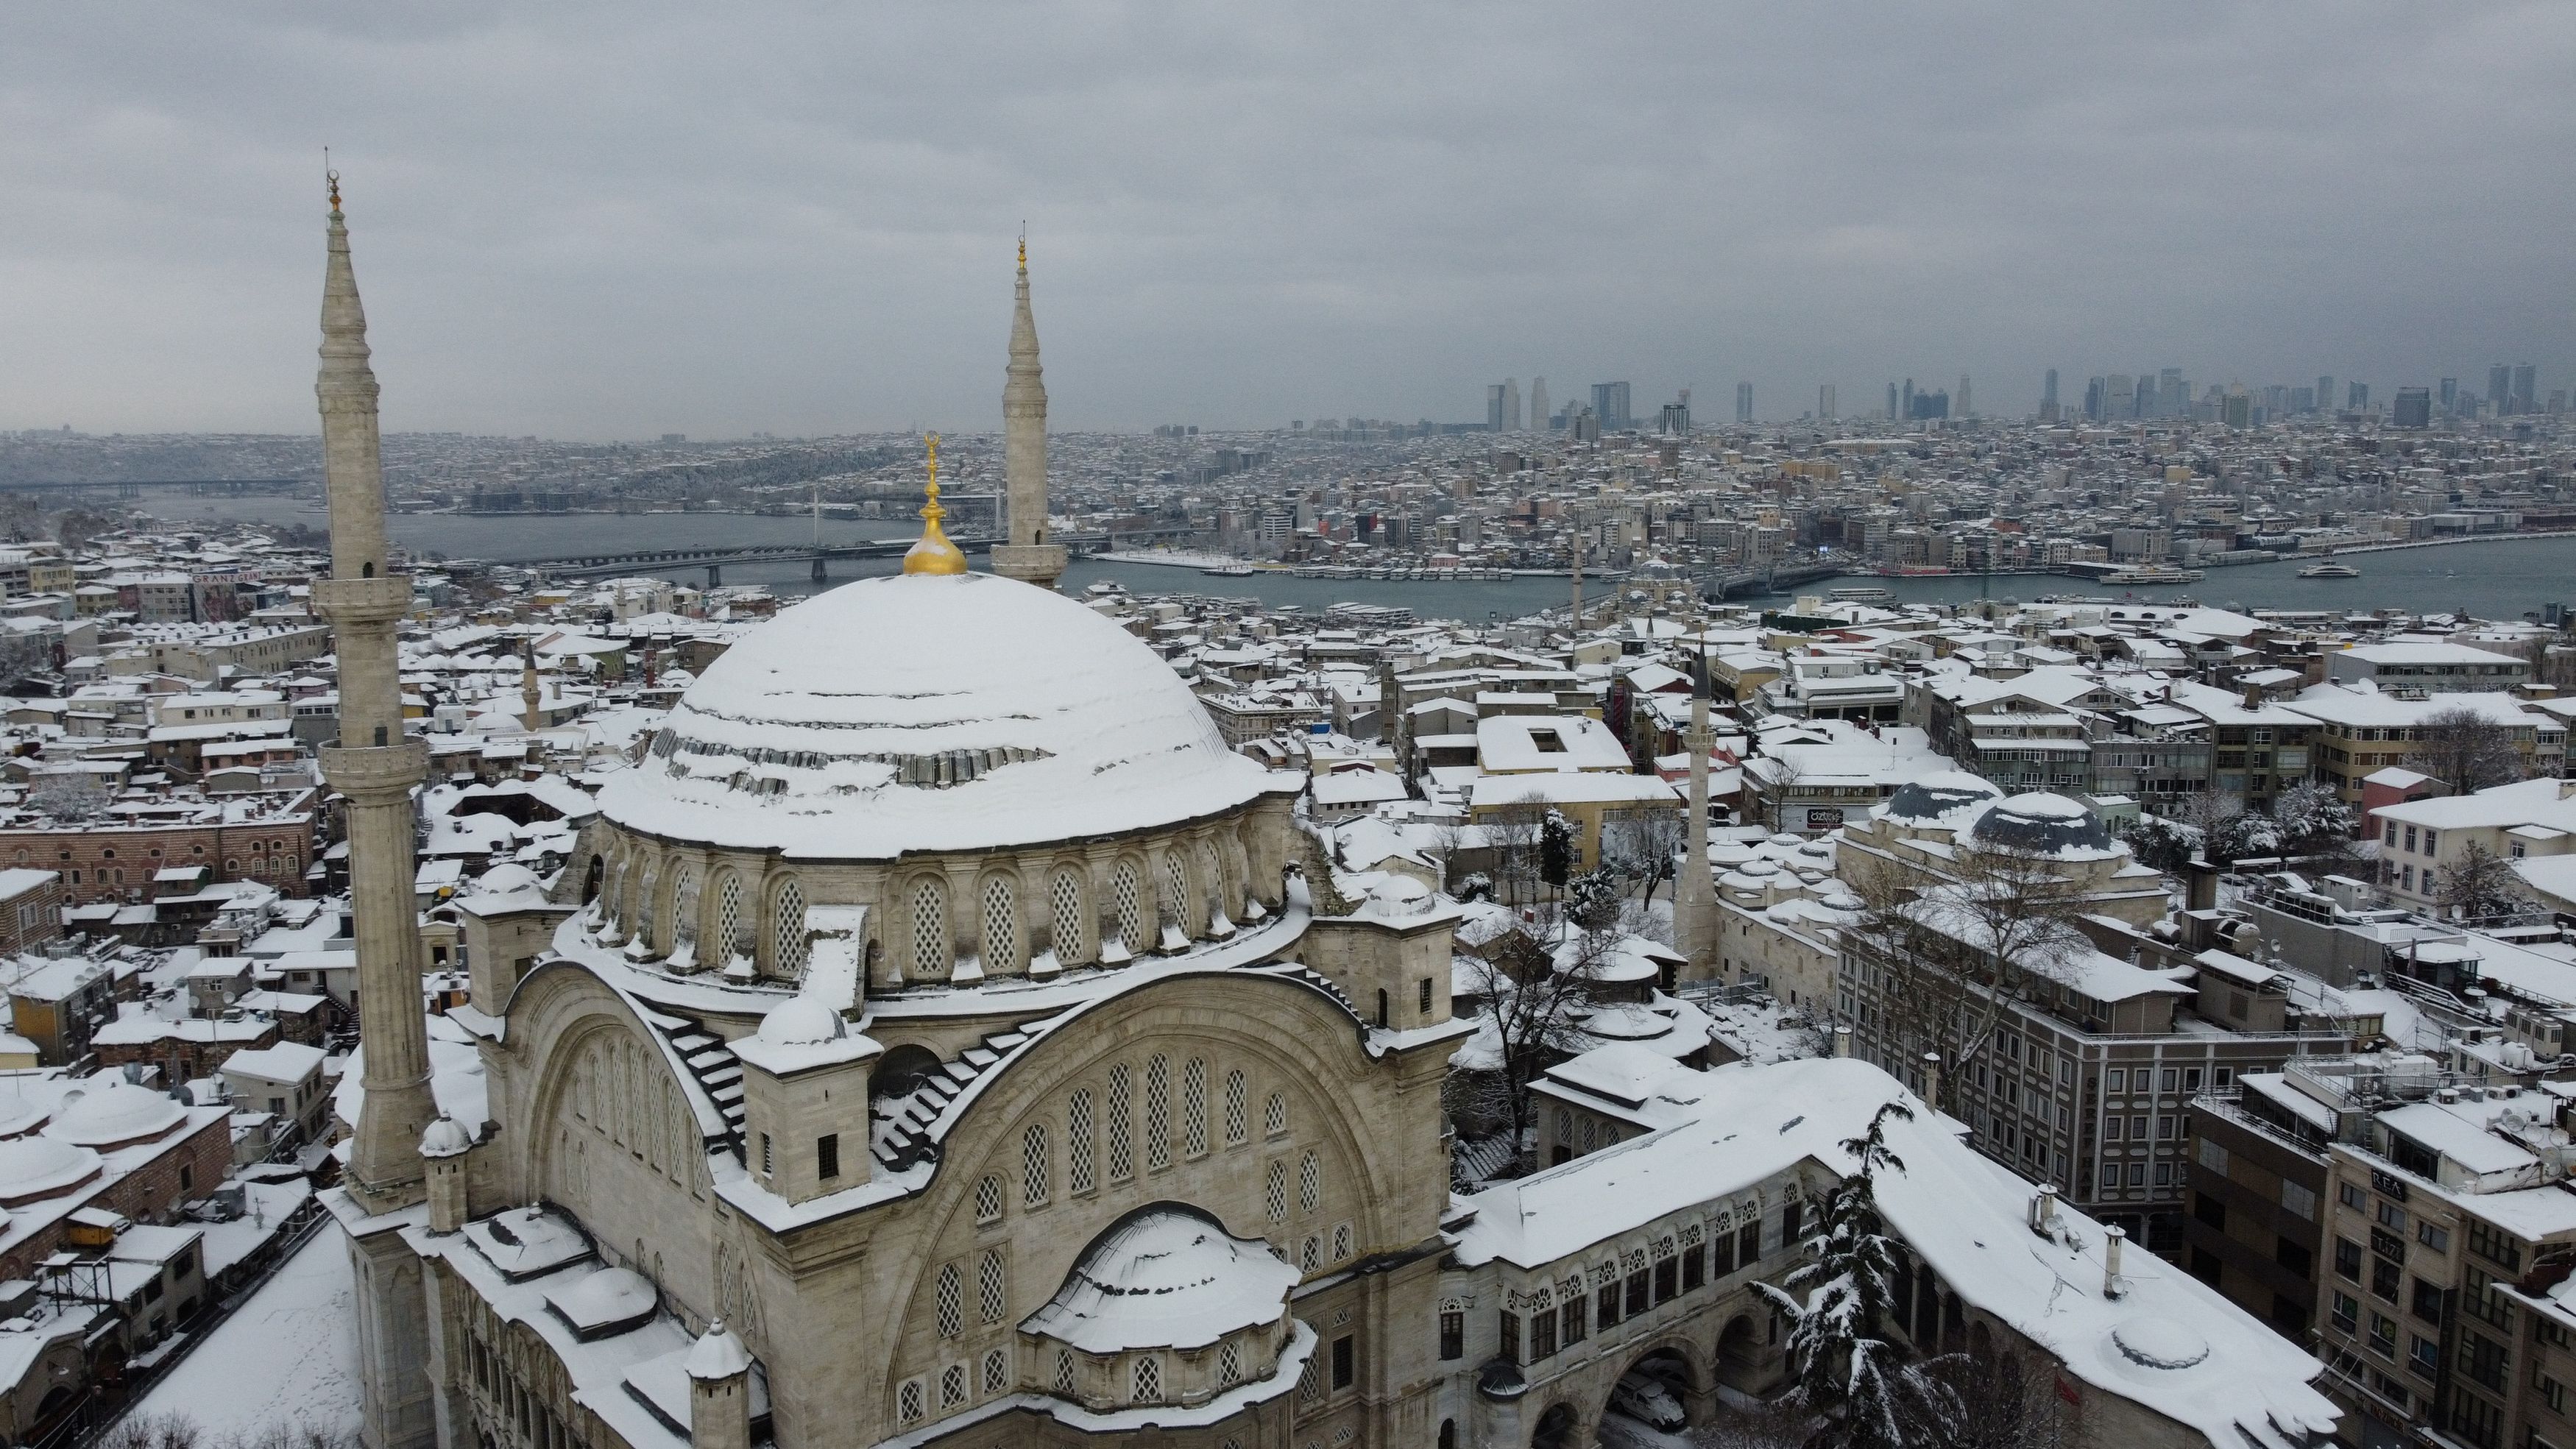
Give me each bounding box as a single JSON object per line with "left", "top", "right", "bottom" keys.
{"left": 4, "top": 1, "right": 2572, "bottom": 439}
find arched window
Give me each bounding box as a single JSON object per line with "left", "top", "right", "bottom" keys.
{"left": 1144, "top": 1056, "right": 1171, "bottom": 1171}
{"left": 1047, "top": 869, "right": 1087, "bottom": 966}
{"left": 1217, "top": 1340, "right": 1241, "bottom": 1386}
{"left": 934, "top": 1263, "right": 963, "bottom": 1338}
{"left": 1265, "top": 1091, "right": 1287, "bottom": 1138}
{"left": 1022, "top": 1124, "right": 1050, "bottom": 1207}
{"left": 1298, "top": 1151, "right": 1320, "bottom": 1213}
{"left": 1181, "top": 1059, "right": 1208, "bottom": 1157}
{"left": 1066, "top": 1088, "right": 1095, "bottom": 1194}
{"left": 714, "top": 874, "right": 746, "bottom": 964}
{"left": 940, "top": 1364, "right": 966, "bottom": 1409}
{"left": 581, "top": 857, "right": 604, "bottom": 904}
{"left": 1264, "top": 1161, "right": 1288, "bottom": 1222}
{"left": 1130, "top": 1355, "right": 1160, "bottom": 1404}
{"left": 981, "top": 1347, "right": 1009, "bottom": 1397}
{"left": 771, "top": 877, "right": 807, "bottom": 978}
{"left": 1109, "top": 861, "right": 1144, "bottom": 954}
{"left": 1105, "top": 1064, "right": 1133, "bottom": 1181}
{"left": 1222, "top": 1071, "right": 1248, "bottom": 1144}
{"left": 909, "top": 876, "right": 949, "bottom": 978}
{"left": 974, "top": 1175, "right": 1004, "bottom": 1224}
{"left": 977, "top": 1249, "right": 1006, "bottom": 1323}
{"left": 1160, "top": 854, "right": 1192, "bottom": 935}
{"left": 980, "top": 876, "right": 1019, "bottom": 974}
{"left": 668, "top": 865, "right": 698, "bottom": 955}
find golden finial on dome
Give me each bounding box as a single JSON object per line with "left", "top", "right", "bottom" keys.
{"left": 325, "top": 151, "right": 341, "bottom": 215}
{"left": 902, "top": 431, "right": 969, "bottom": 576}
{"left": 1017, "top": 224, "right": 1025, "bottom": 272}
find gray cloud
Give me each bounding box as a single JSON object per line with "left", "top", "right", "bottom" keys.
{"left": 3, "top": 1, "right": 2569, "bottom": 437}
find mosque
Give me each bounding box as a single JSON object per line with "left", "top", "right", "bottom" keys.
{"left": 318, "top": 194, "right": 1476, "bottom": 1449}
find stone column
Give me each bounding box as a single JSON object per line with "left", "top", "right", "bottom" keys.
{"left": 1674, "top": 659, "right": 1718, "bottom": 981}
{"left": 314, "top": 184, "right": 434, "bottom": 1211}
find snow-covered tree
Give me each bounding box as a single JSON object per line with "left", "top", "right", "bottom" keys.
{"left": 1538, "top": 809, "right": 1575, "bottom": 892}
{"left": 2117, "top": 812, "right": 2198, "bottom": 874}
{"left": 1566, "top": 866, "right": 1627, "bottom": 932}
{"left": 2406, "top": 706, "right": 2526, "bottom": 796}
{"left": 1759, "top": 1102, "right": 1956, "bottom": 1449}
{"left": 1603, "top": 806, "right": 1687, "bottom": 906}
{"left": 2437, "top": 840, "right": 2534, "bottom": 921}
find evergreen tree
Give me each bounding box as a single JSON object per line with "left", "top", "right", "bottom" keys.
{"left": 1538, "top": 809, "right": 1574, "bottom": 891}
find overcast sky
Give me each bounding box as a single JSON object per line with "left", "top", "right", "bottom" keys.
{"left": 4, "top": 2, "right": 2570, "bottom": 439}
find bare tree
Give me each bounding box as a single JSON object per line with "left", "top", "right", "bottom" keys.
{"left": 2519, "top": 637, "right": 2576, "bottom": 695}
{"left": 1602, "top": 804, "right": 1687, "bottom": 906}
{"left": 1449, "top": 916, "right": 1623, "bottom": 1175}
{"left": 1482, "top": 793, "right": 1550, "bottom": 904}
{"left": 29, "top": 768, "right": 113, "bottom": 821}
{"left": 2436, "top": 840, "right": 2535, "bottom": 921}
{"left": 1839, "top": 842, "right": 2091, "bottom": 1119}
{"left": 2405, "top": 705, "right": 2526, "bottom": 796}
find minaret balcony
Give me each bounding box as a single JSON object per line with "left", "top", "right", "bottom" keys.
{"left": 314, "top": 573, "right": 417, "bottom": 624}
{"left": 322, "top": 737, "right": 431, "bottom": 796}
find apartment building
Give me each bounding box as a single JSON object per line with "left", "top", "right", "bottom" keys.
{"left": 2326, "top": 641, "right": 2533, "bottom": 694}
{"left": 2290, "top": 685, "right": 2562, "bottom": 804}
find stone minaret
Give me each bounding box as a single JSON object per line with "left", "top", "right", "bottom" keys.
{"left": 520, "top": 638, "right": 543, "bottom": 733}
{"left": 314, "top": 175, "right": 436, "bottom": 1210}
{"left": 990, "top": 235, "right": 1066, "bottom": 590}
{"left": 1674, "top": 648, "right": 1716, "bottom": 979}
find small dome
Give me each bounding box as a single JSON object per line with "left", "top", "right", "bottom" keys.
{"left": 686, "top": 1320, "right": 754, "bottom": 1381}
{"left": 1023, "top": 1207, "right": 1300, "bottom": 1354}
{"left": 48, "top": 1080, "right": 187, "bottom": 1147}
{"left": 2110, "top": 1315, "right": 2210, "bottom": 1370}
{"left": 0, "top": 1136, "right": 100, "bottom": 1200}
{"left": 473, "top": 863, "right": 543, "bottom": 897}
{"left": 544, "top": 1266, "right": 659, "bottom": 1338}
{"left": 1970, "top": 793, "right": 2114, "bottom": 855}
{"left": 1364, "top": 876, "right": 1435, "bottom": 919}
{"left": 757, "top": 995, "right": 846, "bottom": 1046}
{"left": 1879, "top": 771, "right": 2003, "bottom": 824}
{"left": 420, "top": 1114, "right": 475, "bottom": 1158}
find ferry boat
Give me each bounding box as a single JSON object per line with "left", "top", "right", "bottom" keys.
{"left": 1199, "top": 563, "right": 1258, "bottom": 577}
{"left": 1828, "top": 586, "right": 1896, "bottom": 605}
{"left": 2296, "top": 561, "right": 2360, "bottom": 579}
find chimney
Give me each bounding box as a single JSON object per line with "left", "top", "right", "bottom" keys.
{"left": 1921, "top": 1052, "right": 1943, "bottom": 1108}
{"left": 2029, "top": 1183, "right": 2059, "bottom": 1235}
{"left": 1833, "top": 1025, "right": 1853, "bottom": 1058}
{"left": 2103, "top": 1225, "right": 2128, "bottom": 1299}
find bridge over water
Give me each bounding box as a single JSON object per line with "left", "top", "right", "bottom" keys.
{"left": 506, "top": 536, "right": 1005, "bottom": 584}
{"left": 3, "top": 477, "right": 305, "bottom": 497}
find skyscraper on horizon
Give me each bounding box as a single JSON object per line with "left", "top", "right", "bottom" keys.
{"left": 1886, "top": 382, "right": 1899, "bottom": 419}
{"left": 2318, "top": 376, "right": 2335, "bottom": 414}
{"left": 1529, "top": 377, "right": 1549, "bottom": 431}
{"left": 1957, "top": 374, "right": 1972, "bottom": 418}
{"left": 2040, "top": 369, "right": 2059, "bottom": 422}
{"left": 1735, "top": 382, "right": 1752, "bottom": 424}
{"left": 2514, "top": 364, "right": 2538, "bottom": 416}
{"left": 2490, "top": 364, "right": 2513, "bottom": 415}
{"left": 1819, "top": 383, "right": 1836, "bottom": 419}
{"left": 2440, "top": 378, "right": 2458, "bottom": 414}
{"left": 1591, "top": 381, "right": 1632, "bottom": 431}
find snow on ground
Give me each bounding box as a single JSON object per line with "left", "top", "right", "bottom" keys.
{"left": 136, "top": 1228, "right": 361, "bottom": 1439}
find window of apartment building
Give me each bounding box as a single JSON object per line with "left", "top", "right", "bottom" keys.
{"left": 2330, "top": 1292, "right": 2360, "bottom": 1334}
{"left": 2411, "top": 1335, "right": 2441, "bottom": 1378}
{"left": 2368, "top": 1312, "right": 2398, "bottom": 1357}
{"left": 2449, "top": 1394, "right": 2502, "bottom": 1449}
{"left": 2377, "top": 1200, "right": 2407, "bottom": 1233}
{"left": 2282, "top": 1180, "right": 2318, "bottom": 1218}
{"left": 2463, "top": 1332, "right": 2508, "bottom": 1392}
{"left": 2340, "top": 1182, "right": 2367, "bottom": 1213}
{"left": 2276, "top": 1237, "right": 2311, "bottom": 1279}
{"left": 2538, "top": 1371, "right": 2568, "bottom": 1416}
{"left": 2463, "top": 1266, "right": 2516, "bottom": 1331}
{"left": 2469, "top": 1221, "right": 2524, "bottom": 1272}
{"left": 2412, "top": 1278, "right": 2445, "bottom": 1324}
{"left": 2374, "top": 1257, "right": 2402, "bottom": 1303}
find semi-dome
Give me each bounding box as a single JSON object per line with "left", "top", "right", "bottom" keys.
{"left": 1022, "top": 1205, "right": 1299, "bottom": 1353}
{"left": 601, "top": 573, "right": 1278, "bottom": 858}
{"left": 1878, "top": 771, "right": 2004, "bottom": 824}
{"left": 47, "top": 1080, "right": 186, "bottom": 1148}
{"left": 0, "top": 1136, "right": 100, "bottom": 1203}
{"left": 757, "top": 994, "right": 847, "bottom": 1046}
{"left": 1969, "top": 792, "right": 2115, "bottom": 857}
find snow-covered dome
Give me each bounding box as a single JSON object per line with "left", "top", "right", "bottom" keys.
{"left": 2110, "top": 1315, "right": 2211, "bottom": 1370}
{"left": 603, "top": 573, "right": 1277, "bottom": 858}
{"left": 543, "top": 1266, "right": 660, "bottom": 1337}
{"left": 47, "top": 1080, "right": 186, "bottom": 1147}
{"left": 758, "top": 995, "right": 846, "bottom": 1046}
{"left": 0, "top": 1136, "right": 101, "bottom": 1202}
{"left": 470, "top": 862, "right": 544, "bottom": 899}
{"left": 685, "top": 1321, "right": 754, "bottom": 1381}
{"left": 1878, "top": 771, "right": 2003, "bottom": 824}
{"left": 1970, "top": 793, "right": 2115, "bottom": 856}
{"left": 420, "top": 1114, "right": 475, "bottom": 1158}
{"left": 1022, "top": 1206, "right": 1299, "bottom": 1353}
{"left": 1363, "top": 876, "right": 1435, "bottom": 919}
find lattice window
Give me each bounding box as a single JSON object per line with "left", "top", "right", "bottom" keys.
{"left": 910, "top": 876, "right": 949, "bottom": 978}
{"left": 1557, "top": 1108, "right": 1573, "bottom": 1141}
{"left": 897, "top": 1380, "right": 924, "bottom": 1424}
{"left": 1049, "top": 871, "right": 1086, "bottom": 966}
{"left": 1182, "top": 1058, "right": 1209, "bottom": 1156}
{"left": 982, "top": 1347, "right": 1009, "bottom": 1397}
{"left": 1132, "top": 1355, "right": 1161, "bottom": 1405}
{"left": 771, "top": 878, "right": 807, "bottom": 978}
{"left": 1299, "top": 1151, "right": 1321, "bottom": 1213}
{"left": 1265, "top": 1161, "right": 1288, "bottom": 1222}
{"left": 935, "top": 1264, "right": 963, "bottom": 1338}
{"left": 1223, "top": 1071, "right": 1248, "bottom": 1144}
{"left": 715, "top": 874, "right": 745, "bottom": 961}
{"left": 1105, "top": 1064, "right": 1133, "bottom": 1181}
{"left": 980, "top": 875, "right": 1019, "bottom": 973}
{"left": 1161, "top": 854, "right": 1192, "bottom": 932}
{"left": 1297, "top": 1355, "right": 1321, "bottom": 1405}
{"left": 1066, "top": 1088, "right": 1095, "bottom": 1194}
{"left": 1023, "top": 1124, "right": 1049, "bottom": 1207}
{"left": 634, "top": 865, "right": 659, "bottom": 950}
{"left": 974, "top": 1175, "right": 1003, "bottom": 1224}
{"left": 1301, "top": 1236, "right": 1321, "bottom": 1272}
{"left": 1217, "top": 1340, "right": 1242, "bottom": 1386}
{"left": 940, "top": 1364, "right": 966, "bottom": 1409}
{"left": 1110, "top": 862, "right": 1144, "bottom": 952}
{"left": 668, "top": 865, "right": 698, "bottom": 951}
{"left": 1333, "top": 1222, "right": 1353, "bottom": 1261}
{"left": 977, "top": 1250, "right": 1006, "bottom": 1323}
{"left": 1653, "top": 1236, "right": 1677, "bottom": 1261}
{"left": 1144, "top": 1055, "right": 1171, "bottom": 1170}
{"left": 1053, "top": 1349, "right": 1076, "bottom": 1397}
{"left": 1266, "top": 1091, "right": 1287, "bottom": 1138}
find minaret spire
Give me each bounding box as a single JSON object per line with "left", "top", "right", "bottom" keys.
{"left": 991, "top": 232, "right": 1067, "bottom": 590}
{"left": 312, "top": 174, "right": 436, "bottom": 1210}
